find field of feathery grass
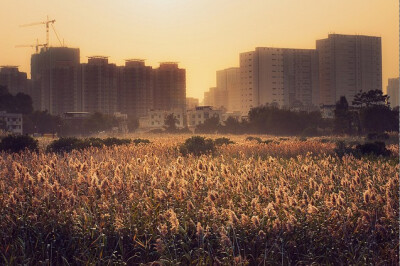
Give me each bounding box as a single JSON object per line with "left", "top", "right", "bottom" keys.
{"left": 0, "top": 136, "right": 398, "bottom": 264}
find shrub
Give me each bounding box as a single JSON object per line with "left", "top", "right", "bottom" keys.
{"left": 355, "top": 141, "right": 391, "bottom": 157}
{"left": 0, "top": 135, "right": 38, "bottom": 153}
{"left": 179, "top": 136, "right": 215, "bottom": 156}
{"left": 335, "top": 140, "right": 391, "bottom": 158}
{"left": 133, "top": 138, "right": 150, "bottom": 145}
{"left": 262, "top": 139, "right": 274, "bottom": 145}
{"left": 334, "top": 141, "right": 353, "bottom": 157}
{"left": 103, "top": 137, "right": 131, "bottom": 147}
{"left": 47, "top": 137, "right": 136, "bottom": 153}
{"left": 214, "top": 137, "right": 234, "bottom": 146}
{"left": 367, "top": 132, "right": 389, "bottom": 140}
{"left": 246, "top": 136, "right": 262, "bottom": 143}
{"left": 46, "top": 137, "right": 82, "bottom": 153}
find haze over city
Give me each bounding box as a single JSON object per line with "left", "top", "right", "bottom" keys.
{"left": 1, "top": 0, "right": 398, "bottom": 100}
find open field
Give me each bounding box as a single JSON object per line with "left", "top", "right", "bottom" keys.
{"left": 0, "top": 136, "right": 398, "bottom": 264}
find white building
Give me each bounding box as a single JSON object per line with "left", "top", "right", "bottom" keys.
{"left": 186, "top": 106, "right": 223, "bottom": 128}
{"left": 387, "top": 78, "right": 399, "bottom": 108}
{"left": 0, "top": 111, "right": 23, "bottom": 135}
{"left": 139, "top": 109, "right": 185, "bottom": 129}
{"left": 240, "top": 47, "right": 319, "bottom": 116}
{"left": 317, "top": 34, "right": 382, "bottom": 106}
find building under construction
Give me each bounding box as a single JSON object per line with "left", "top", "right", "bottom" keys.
{"left": 31, "top": 47, "right": 80, "bottom": 114}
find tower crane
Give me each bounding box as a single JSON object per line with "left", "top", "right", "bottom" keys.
{"left": 15, "top": 39, "right": 46, "bottom": 53}
{"left": 20, "top": 16, "right": 62, "bottom": 50}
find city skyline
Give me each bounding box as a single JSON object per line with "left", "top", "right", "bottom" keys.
{"left": 0, "top": 0, "right": 398, "bottom": 100}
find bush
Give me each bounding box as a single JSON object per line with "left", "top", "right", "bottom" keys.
{"left": 133, "top": 138, "right": 150, "bottom": 145}
{"left": 246, "top": 136, "right": 262, "bottom": 143}
{"left": 262, "top": 139, "right": 274, "bottom": 145}
{"left": 103, "top": 137, "right": 131, "bottom": 147}
{"left": 179, "top": 136, "right": 215, "bottom": 156}
{"left": 367, "top": 132, "right": 390, "bottom": 140}
{"left": 47, "top": 137, "right": 135, "bottom": 153}
{"left": 355, "top": 141, "right": 391, "bottom": 157}
{"left": 335, "top": 140, "right": 391, "bottom": 158}
{"left": 214, "top": 137, "right": 234, "bottom": 146}
{"left": 0, "top": 135, "right": 38, "bottom": 153}
{"left": 46, "top": 137, "right": 82, "bottom": 153}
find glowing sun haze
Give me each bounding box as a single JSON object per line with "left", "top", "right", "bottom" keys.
{"left": 0, "top": 0, "right": 398, "bottom": 100}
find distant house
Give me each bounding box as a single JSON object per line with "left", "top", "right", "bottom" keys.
{"left": 139, "top": 109, "right": 185, "bottom": 130}
{"left": 0, "top": 111, "right": 23, "bottom": 135}
{"left": 186, "top": 106, "right": 223, "bottom": 128}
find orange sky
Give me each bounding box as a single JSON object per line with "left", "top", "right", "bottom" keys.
{"left": 0, "top": 0, "right": 398, "bottom": 100}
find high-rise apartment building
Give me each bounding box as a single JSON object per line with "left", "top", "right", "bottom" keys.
{"left": 316, "top": 34, "right": 382, "bottom": 106}
{"left": 387, "top": 78, "right": 399, "bottom": 108}
{"left": 216, "top": 67, "right": 241, "bottom": 112}
{"left": 240, "top": 47, "right": 319, "bottom": 115}
{"left": 81, "top": 56, "right": 118, "bottom": 115}
{"left": 186, "top": 97, "right": 199, "bottom": 110}
{"left": 153, "top": 62, "right": 186, "bottom": 113}
{"left": 0, "top": 66, "right": 29, "bottom": 96}
{"left": 119, "top": 59, "right": 153, "bottom": 118}
{"left": 31, "top": 47, "right": 80, "bottom": 114}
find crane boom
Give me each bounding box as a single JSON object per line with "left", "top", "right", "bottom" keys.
{"left": 19, "top": 16, "right": 56, "bottom": 50}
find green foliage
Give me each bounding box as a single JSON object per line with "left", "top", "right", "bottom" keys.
{"left": 103, "top": 137, "right": 132, "bottom": 147}
{"left": 133, "top": 138, "right": 151, "bottom": 145}
{"left": 214, "top": 137, "right": 234, "bottom": 146}
{"left": 164, "top": 113, "right": 179, "bottom": 133}
{"left": 355, "top": 142, "right": 391, "bottom": 157}
{"left": 335, "top": 140, "right": 391, "bottom": 158}
{"left": 248, "top": 105, "right": 325, "bottom": 135}
{"left": 0, "top": 85, "right": 33, "bottom": 115}
{"left": 179, "top": 136, "right": 215, "bottom": 156}
{"left": 23, "top": 111, "right": 63, "bottom": 135}
{"left": 359, "top": 105, "right": 398, "bottom": 133}
{"left": 46, "top": 137, "right": 83, "bottom": 153}
{"left": 0, "top": 135, "right": 38, "bottom": 153}
{"left": 367, "top": 132, "right": 390, "bottom": 140}
{"left": 47, "top": 137, "right": 135, "bottom": 153}
{"left": 352, "top": 89, "right": 389, "bottom": 107}
{"left": 195, "top": 116, "right": 221, "bottom": 134}
{"left": 245, "top": 136, "right": 262, "bottom": 143}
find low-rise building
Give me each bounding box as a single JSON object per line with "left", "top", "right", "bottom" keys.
{"left": 139, "top": 109, "right": 185, "bottom": 129}
{"left": 0, "top": 111, "right": 23, "bottom": 135}
{"left": 186, "top": 106, "right": 223, "bottom": 127}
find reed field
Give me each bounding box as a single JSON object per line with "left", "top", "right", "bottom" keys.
{"left": 0, "top": 135, "right": 398, "bottom": 264}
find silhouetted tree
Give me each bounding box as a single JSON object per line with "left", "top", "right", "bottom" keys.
{"left": 23, "top": 111, "right": 63, "bottom": 135}
{"left": 83, "top": 112, "right": 118, "bottom": 135}
{"left": 127, "top": 117, "right": 139, "bottom": 132}
{"left": 352, "top": 90, "right": 389, "bottom": 108}
{"left": 164, "top": 113, "right": 179, "bottom": 133}
{"left": 195, "top": 115, "right": 221, "bottom": 133}
{"left": 359, "top": 105, "right": 398, "bottom": 133}
{"left": 334, "top": 96, "right": 354, "bottom": 134}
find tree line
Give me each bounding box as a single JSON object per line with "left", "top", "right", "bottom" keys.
{"left": 0, "top": 85, "right": 139, "bottom": 136}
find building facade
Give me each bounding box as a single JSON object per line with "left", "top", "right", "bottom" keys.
{"left": 0, "top": 111, "right": 23, "bottom": 135}
{"left": 186, "top": 97, "right": 199, "bottom": 111}
{"left": 239, "top": 47, "right": 319, "bottom": 115}
{"left": 387, "top": 78, "right": 399, "bottom": 108}
{"left": 186, "top": 106, "right": 222, "bottom": 128}
{"left": 31, "top": 47, "right": 80, "bottom": 114}
{"left": 0, "top": 66, "right": 29, "bottom": 96}
{"left": 316, "top": 34, "right": 382, "bottom": 106}
{"left": 119, "top": 59, "right": 153, "bottom": 118}
{"left": 81, "top": 56, "right": 118, "bottom": 115}
{"left": 153, "top": 63, "right": 186, "bottom": 113}
{"left": 217, "top": 67, "right": 241, "bottom": 112}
